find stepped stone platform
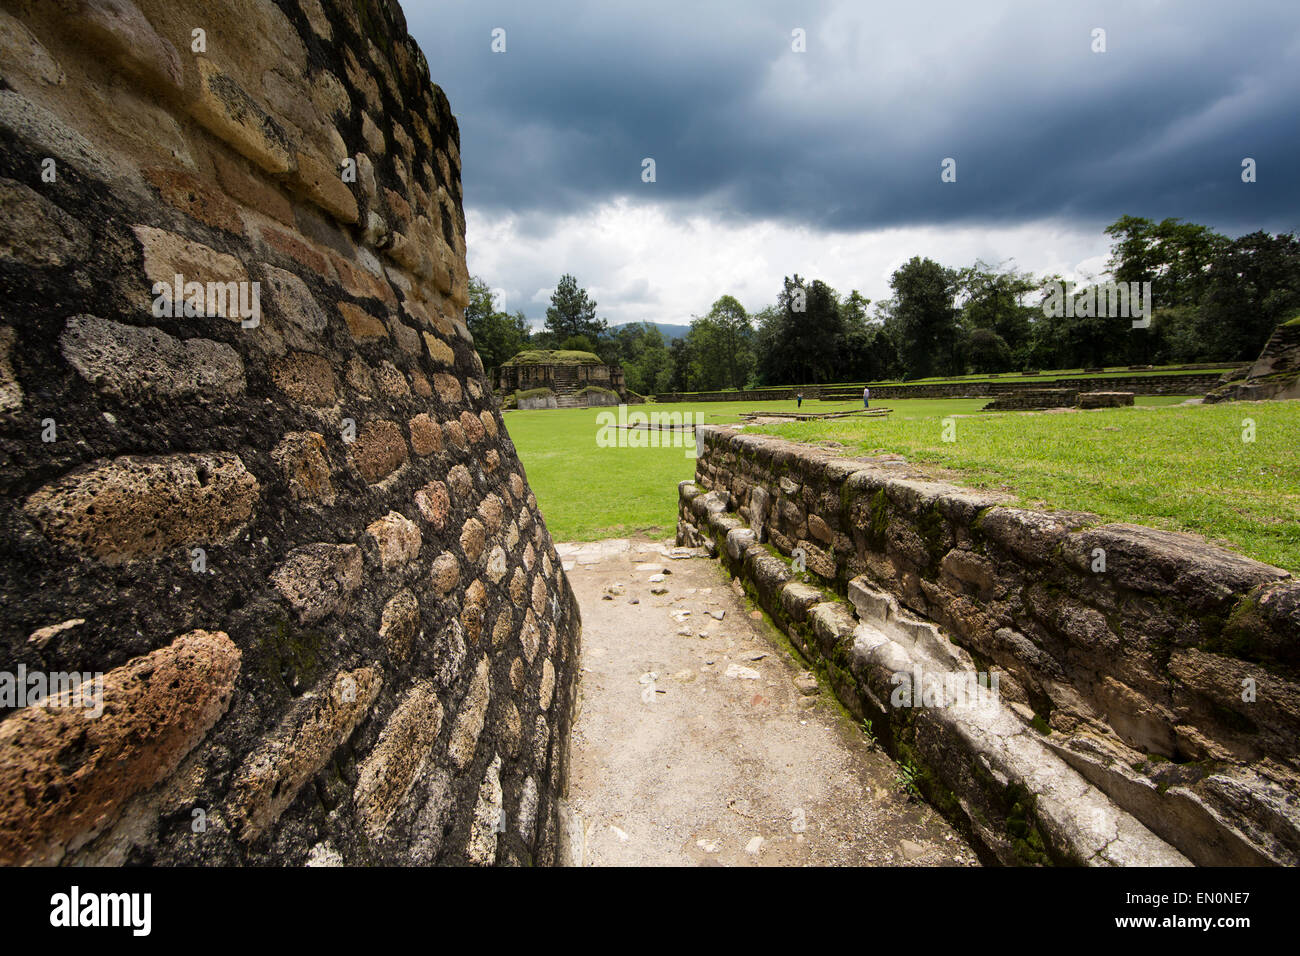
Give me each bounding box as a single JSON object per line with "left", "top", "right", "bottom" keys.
{"left": 1205, "top": 320, "right": 1300, "bottom": 404}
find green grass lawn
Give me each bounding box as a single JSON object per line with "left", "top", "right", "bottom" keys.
{"left": 505, "top": 395, "right": 1298, "bottom": 572}
{"left": 752, "top": 400, "right": 1300, "bottom": 572}
{"left": 507, "top": 396, "right": 1195, "bottom": 538}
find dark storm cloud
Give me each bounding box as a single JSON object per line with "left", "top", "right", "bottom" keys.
{"left": 402, "top": 0, "right": 1300, "bottom": 236}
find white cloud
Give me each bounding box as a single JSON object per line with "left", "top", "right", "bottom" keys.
{"left": 466, "top": 198, "right": 1117, "bottom": 327}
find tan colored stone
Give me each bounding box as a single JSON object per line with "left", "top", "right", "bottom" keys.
{"left": 460, "top": 410, "right": 486, "bottom": 444}
{"left": 351, "top": 419, "right": 407, "bottom": 483}
{"left": 190, "top": 57, "right": 294, "bottom": 175}
{"left": 479, "top": 411, "right": 499, "bottom": 439}
{"left": 142, "top": 165, "right": 242, "bottom": 234}
{"left": 460, "top": 518, "right": 486, "bottom": 563}
{"left": 0, "top": 179, "right": 87, "bottom": 266}
{"left": 271, "top": 351, "right": 335, "bottom": 406}
{"left": 346, "top": 355, "right": 375, "bottom": 395}
{"left": 271, "top": 542, "right": 363, "bottom": 623}
{"left": 539, "top": 659, "right": 556, "bottom": 711}
{"left": 0, "top": 630, "right": 239, "bottom": 865}
{"left": 339, "top": 301, "right": 388, "bottom": 341}
{"left": 430, "top": 551, "right": 460, "bottom": 596}
{"left": 423, "top": 331, "right": 454, "bottom": 366}
{"left": 23, "top": 453, "right": 258, "bottom": 563}
{"left": 409, "top": 413, "right": 442, "bottom": 456}
{"left": 433, "top": 372, "right": 461, "bottom": 404}
{"left": 291, "top": 150, "right": 358, "bottom": 224}
{"left": 366, "top": 510, "right": 422, "bottom": 570}
{"left": 447, "top": 464, "right": 472, "bottom": 500}
{"left": 354, "top": 682, "right": 443, "bottom": 835}
{"left": 500, "top": 701, "right": 521, "bottom": 757}
{"left": 272, "top": 431, "right": 335, "bottom": 504}
{"left": 0, "top": 326, "right": 19, "bottom": 413}
{"left": 442, "top": 418, "right": 465, "bottom": 448}
{"left": 489, "top": 612, "right": 512, "bottom": 650}
{"left": 380, "top": 588, "right": 419, "bottom": 661}
{"left": 230, "top": 666, "right": 381, "bottom": 840}
{"left": 0, "top": 10, "right": 64, "bottom": 87}
{"left": 133, "top": 225, "right": 249, "bottom": 320}
{"left": 447, "top": 657, "right": 490, "bottom": 770}
{"left": 361, "top": 111, "right": 385, "bottom": 154}
{"left": 414, "top": 480, "right": 450, "bottom": 530}
{"left": 375, "top": 361, "right": 410, "bottom": 398}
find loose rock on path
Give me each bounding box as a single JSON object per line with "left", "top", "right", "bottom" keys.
{"left": 559, "top": 537, "right": 976, "bottom": 867}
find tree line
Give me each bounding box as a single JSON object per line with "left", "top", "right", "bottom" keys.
{"left": 466, "top": 215, "right": 1300, "bottom": 394}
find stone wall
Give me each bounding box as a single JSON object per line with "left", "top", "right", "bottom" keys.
{"left": 652, "top": 371, "right": 1232, "bottom": 404}
{"left": 0, "top": 0, "right": 580, "bottom": 865}
{"left": 982, "top": 388, "right": 1078, "bottom": 411}
{"left": 679, "top": 426, "right": 1300, "bottom": 865}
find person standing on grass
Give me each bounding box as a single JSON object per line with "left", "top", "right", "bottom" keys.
{"left": 796, "top": 391, "right": 803, "bottom": 409}
{"left": 863, "top": 385, "right": 870, "bottom": 408}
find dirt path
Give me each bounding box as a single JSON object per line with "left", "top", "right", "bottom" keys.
{"left": 559, "top": 537, "right": 977, "bottom": 867}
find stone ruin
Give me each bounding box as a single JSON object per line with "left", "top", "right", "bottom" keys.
{"left": 682, "top": 427, "right": 1300, "bottom": 866}
{"left": 983, "top": 388, "right": 1136, "bottom": 411}
{"left": 1205, "top": 318, "right": 1300, "bottom": 404}
{"left": 0, "top": 0, "right": 580, "bottom": 865}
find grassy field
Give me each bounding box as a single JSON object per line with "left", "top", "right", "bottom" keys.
{"left": 503, "top": 394, "right": 1252, "bottom": 546}
{"left": 751, "top": 400, "right": 1300, "bottom": 572}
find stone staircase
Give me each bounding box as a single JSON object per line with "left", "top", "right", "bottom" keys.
{"left": 552, "top": 367, "right": 583, "bottom": 407}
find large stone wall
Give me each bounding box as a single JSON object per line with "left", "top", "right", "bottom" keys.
{"left": 679, "top": 426, "right": 1300, "bottom": 865}
{"left": 0, "top": 0, "right": 580, "bottom": 865}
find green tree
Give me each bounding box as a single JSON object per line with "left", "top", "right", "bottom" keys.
{"left": 956, "top": 260, "right": 1038, "bottom": 368}
{"left": 544, "top": 273, "right": 607, "bottom": 342}
{"left": 687, "top": 295, "right": 754, "bottom": 390}
{"left": 890, "top": 257, "right": 961, "bottom": 379}
{"left": 1199, "top": 230, "right": 1300, "bottom": 359}
{"left": 465, "top": 276, "right": 529, "bottom": 377}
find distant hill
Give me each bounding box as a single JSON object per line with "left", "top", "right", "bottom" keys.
{"left": 611, "top": 321, "right": 691, "bottom": 342}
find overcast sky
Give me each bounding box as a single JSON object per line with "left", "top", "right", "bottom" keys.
{"left": 402, "top": 0, "right": 1300, "bottom": 329}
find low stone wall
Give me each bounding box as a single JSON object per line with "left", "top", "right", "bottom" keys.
{"left": 818, "top": 373, "right": 1228, "bottom": 401}
{"left": 677, "top": 426, "right": 1300, "bottom": 866}
{"left": 982, "top": 388, "right": 1078, "bottom": 411}
{"left": 1079, "top": 392, "right": 1136, "bottom": 409}
{"left": 652, "top": 371, "right": 1234, "bottom": 404}
{"left": 517, "top": 392, "right": 558, "bottom": 410}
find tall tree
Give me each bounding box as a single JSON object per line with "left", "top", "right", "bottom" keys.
{"left": 687, "top": 295, "right": 754, "bottom": 390}
{"left": 890, "top": 257, "right": 961, "bottom": 379}
{"left": 544, "top": 274, "right": 606, "bottom": 342}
